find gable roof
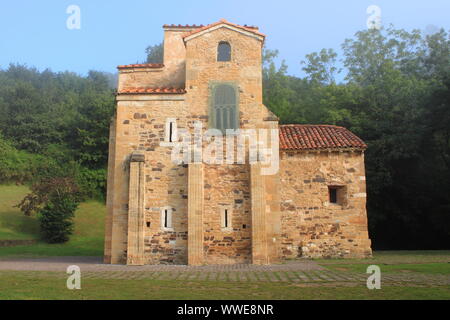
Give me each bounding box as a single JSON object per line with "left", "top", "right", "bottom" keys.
{"left": 183, "top": 19, "right": 265, "bottom": 43}
{"left": 279, "top": 125, "right": 367, "bottom": 151}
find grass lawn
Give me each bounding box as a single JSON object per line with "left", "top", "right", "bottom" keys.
{"left": 315, "top": 250, "right": 450, "bottom": 265}
{"left": 0, "top": 185, "right": 105, "bottom": 257}
{"left": 316, "top": 250, "right": 450, "bottom": 275}
{"left": 0, "top": 272, "right": 449, "bottom": 300}
{"left": 325, "top": 262, "right": 450, "bottom": 274}
{"left": 1, "top": 185, "right": 449, "bottom": 300}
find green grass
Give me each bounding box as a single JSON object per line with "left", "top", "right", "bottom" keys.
{"left": 0, "top": 272, "right": 449, "bottom": 300}
{"left": 1, "top": 184, "right": 449, "bottom": 300}
{"left": 0, "top": 185, "right": 105, "bottom": 257}
{"left": 318, "top": 250, "right": 450, "bottom": 275}
{"left": 325, "top": 262, "right": 450, "bottom": 275}
{"left": 315, "top": 250, "right": 450, "bottom": 265}
{"left": 0, "top": 185, "right": 39, "bottom": 240}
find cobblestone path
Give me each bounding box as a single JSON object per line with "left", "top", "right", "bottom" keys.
{"left": 0, "top": 256, "right": 448, "bottom": 286}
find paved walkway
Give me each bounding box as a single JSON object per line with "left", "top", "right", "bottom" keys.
{"left": 0, "top": 256, "right": 323, "bottom": 272}
{"left": 0, "top": 256, "right": 448, "bottom": 286}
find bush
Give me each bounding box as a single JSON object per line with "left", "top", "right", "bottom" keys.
{"left": 75, "top": 167, "right": 107, "bottom": 201}
{"left": 38, "top": 194, "right": 79, "bottom": 243}
{"left": 18, "top": 176, "right": 81, "bottom": 243}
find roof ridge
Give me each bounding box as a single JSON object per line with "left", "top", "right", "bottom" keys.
{"left": 163, "top": 24, "right": 205, "bottom": 29}
{"left": 281, "top": 124, "right": 346, "bottom": 129}
{"left": 182, "top": 19, "right": 265, "bottom": 40}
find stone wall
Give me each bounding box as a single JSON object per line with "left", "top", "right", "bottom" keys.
{"left": 183, "top": 26, "right": 280, "bottom": 264}
{"left": 118, "top": 28, "right": 193, "bottom": 91}
{"left": 203, "top": 164, "right": 252, "bottom": 264}
{"left": 106, "top": 22, "right": 371, "bottom": 266}
{"left": 185, "top": 26, "right": 271, "bottom": 129}
{"left": 106, "top": 95, "right": 189, "bottom": 264}
{"left": 280, "top": 150, "right": 372, "bottom": 259}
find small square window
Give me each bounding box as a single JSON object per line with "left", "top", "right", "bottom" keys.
{"left": 328, "top": 186, "right": 346, "bottom": 205}
{"left": 329, "top": 187, "right": 338, "bottom": 204}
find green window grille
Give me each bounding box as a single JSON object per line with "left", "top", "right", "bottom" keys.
{"left": 212, "top": 84, "right": 238, "bottom": 132}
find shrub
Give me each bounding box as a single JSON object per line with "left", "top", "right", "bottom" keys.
{"left": 18, "top": 176, "right": 81, "bottom": 243}
{"left": 75, "top": 167, "right": 107, "bottom": 201}
{"left": 38, "top": 194, "right": 79, "bottom": 243}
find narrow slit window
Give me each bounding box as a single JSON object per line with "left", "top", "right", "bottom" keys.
{"left": 165, "top": 118, "right": 177, "bottom": 143}
{"left": 161, "top": 207, "right": 173, "bottom": 230}
{"left": 164, "top": 209, "right": 168, "bottom": 228}
{"left": 221, "top": 207, "right": 232, "bottom": 230}
{"left": 224, "top": 209, "right": 228, "bottom": 228}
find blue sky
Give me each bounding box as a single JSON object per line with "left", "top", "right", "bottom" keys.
{"left": 0, "top": 0, "right": 449, "bottom": 77}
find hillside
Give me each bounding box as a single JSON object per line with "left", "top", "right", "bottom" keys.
{"left": 0, "top": 185, "right": 105, "bottom": 257}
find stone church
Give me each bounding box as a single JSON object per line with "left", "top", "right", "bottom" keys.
{"left": 104, "top": 20, "right": 372, "bottom": 265}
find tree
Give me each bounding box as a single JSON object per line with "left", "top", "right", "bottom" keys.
{"left": 261, "top": 25, "right": 450, "bottom": 249}
{"left": 342, "top": 26, "right": 423, "bottom": 85}
{"left": 145, "top": 43, "right": 164, "bottom": 64}
{"left": 18, "top": 177, "right": 81, "bottom": 243}
{"left": 301, "top": 48, "right": 340, "bottom": 84}
{"left": 262, "top": 48, "right": 304, "bottom": 123}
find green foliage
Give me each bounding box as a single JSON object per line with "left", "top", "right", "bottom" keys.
{"left": 75, "top": 167, "right": 107, "bottom": 200}
{"left": 18, "top": 177, "right": 81, "bottom": 243}
{"left": 0, "top": 65, "right": 115, "bottom": 197}
{"left": 263, "top": 27, "right": 450, "bottom": 249}
{"left": 0, "top": 26, "right": 448, "bottom": 249}
{"left": 0, "top": 134, "right": 48, "bottom": 183}
{"left": 0, "top": 185, "right": 105, "bottom": 256}
{"left": 301, "top": 48, "right": 340, "bottom": 84}
{"left": 145, "top": 43, "right": 164, "bottom": 64}
{"left": 38, "top": 195, "right": 78, "bottom": 243}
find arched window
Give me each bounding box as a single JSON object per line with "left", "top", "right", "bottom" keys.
{"left": 212, "top": 84, "right": 238, "bottom": 132}
{"left": 217, "top": 41, "right": 231, "bottom": 61}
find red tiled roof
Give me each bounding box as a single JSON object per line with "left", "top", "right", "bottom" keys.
{"left": 118, "top": 87, "right": 186, "bottom": 94}
{"left": 163, "top": 24, "right": 205, "bottom": 29}
{"left": 163, "top": 23, "right": 259, "bottom": 30}
{"left": 117, "top": 63, "right": 164, "bottom": 69}
{"left": 279, "top": 125, "right": 367, "bottom": 151}
{"left": 183, "top": 19, "right": 265, "bottom": 40}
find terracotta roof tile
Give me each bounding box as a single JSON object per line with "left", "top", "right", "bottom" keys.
{"left": 163, "top": 23, "right": 259, "bottom": 30}
{"left": 117, "top": 63, "right": 164, "bottom": 69}
{"left": 118, "top": 87, "right": 186, "bottom": 94}
{"left": 279, "top": 125, "right": 367, "bottom": 151}
{"left": 183, "top": 19, "right": 265, "bottom": 40}
{"left": 163, "top": 24, "right": 205, "bottom": 29}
